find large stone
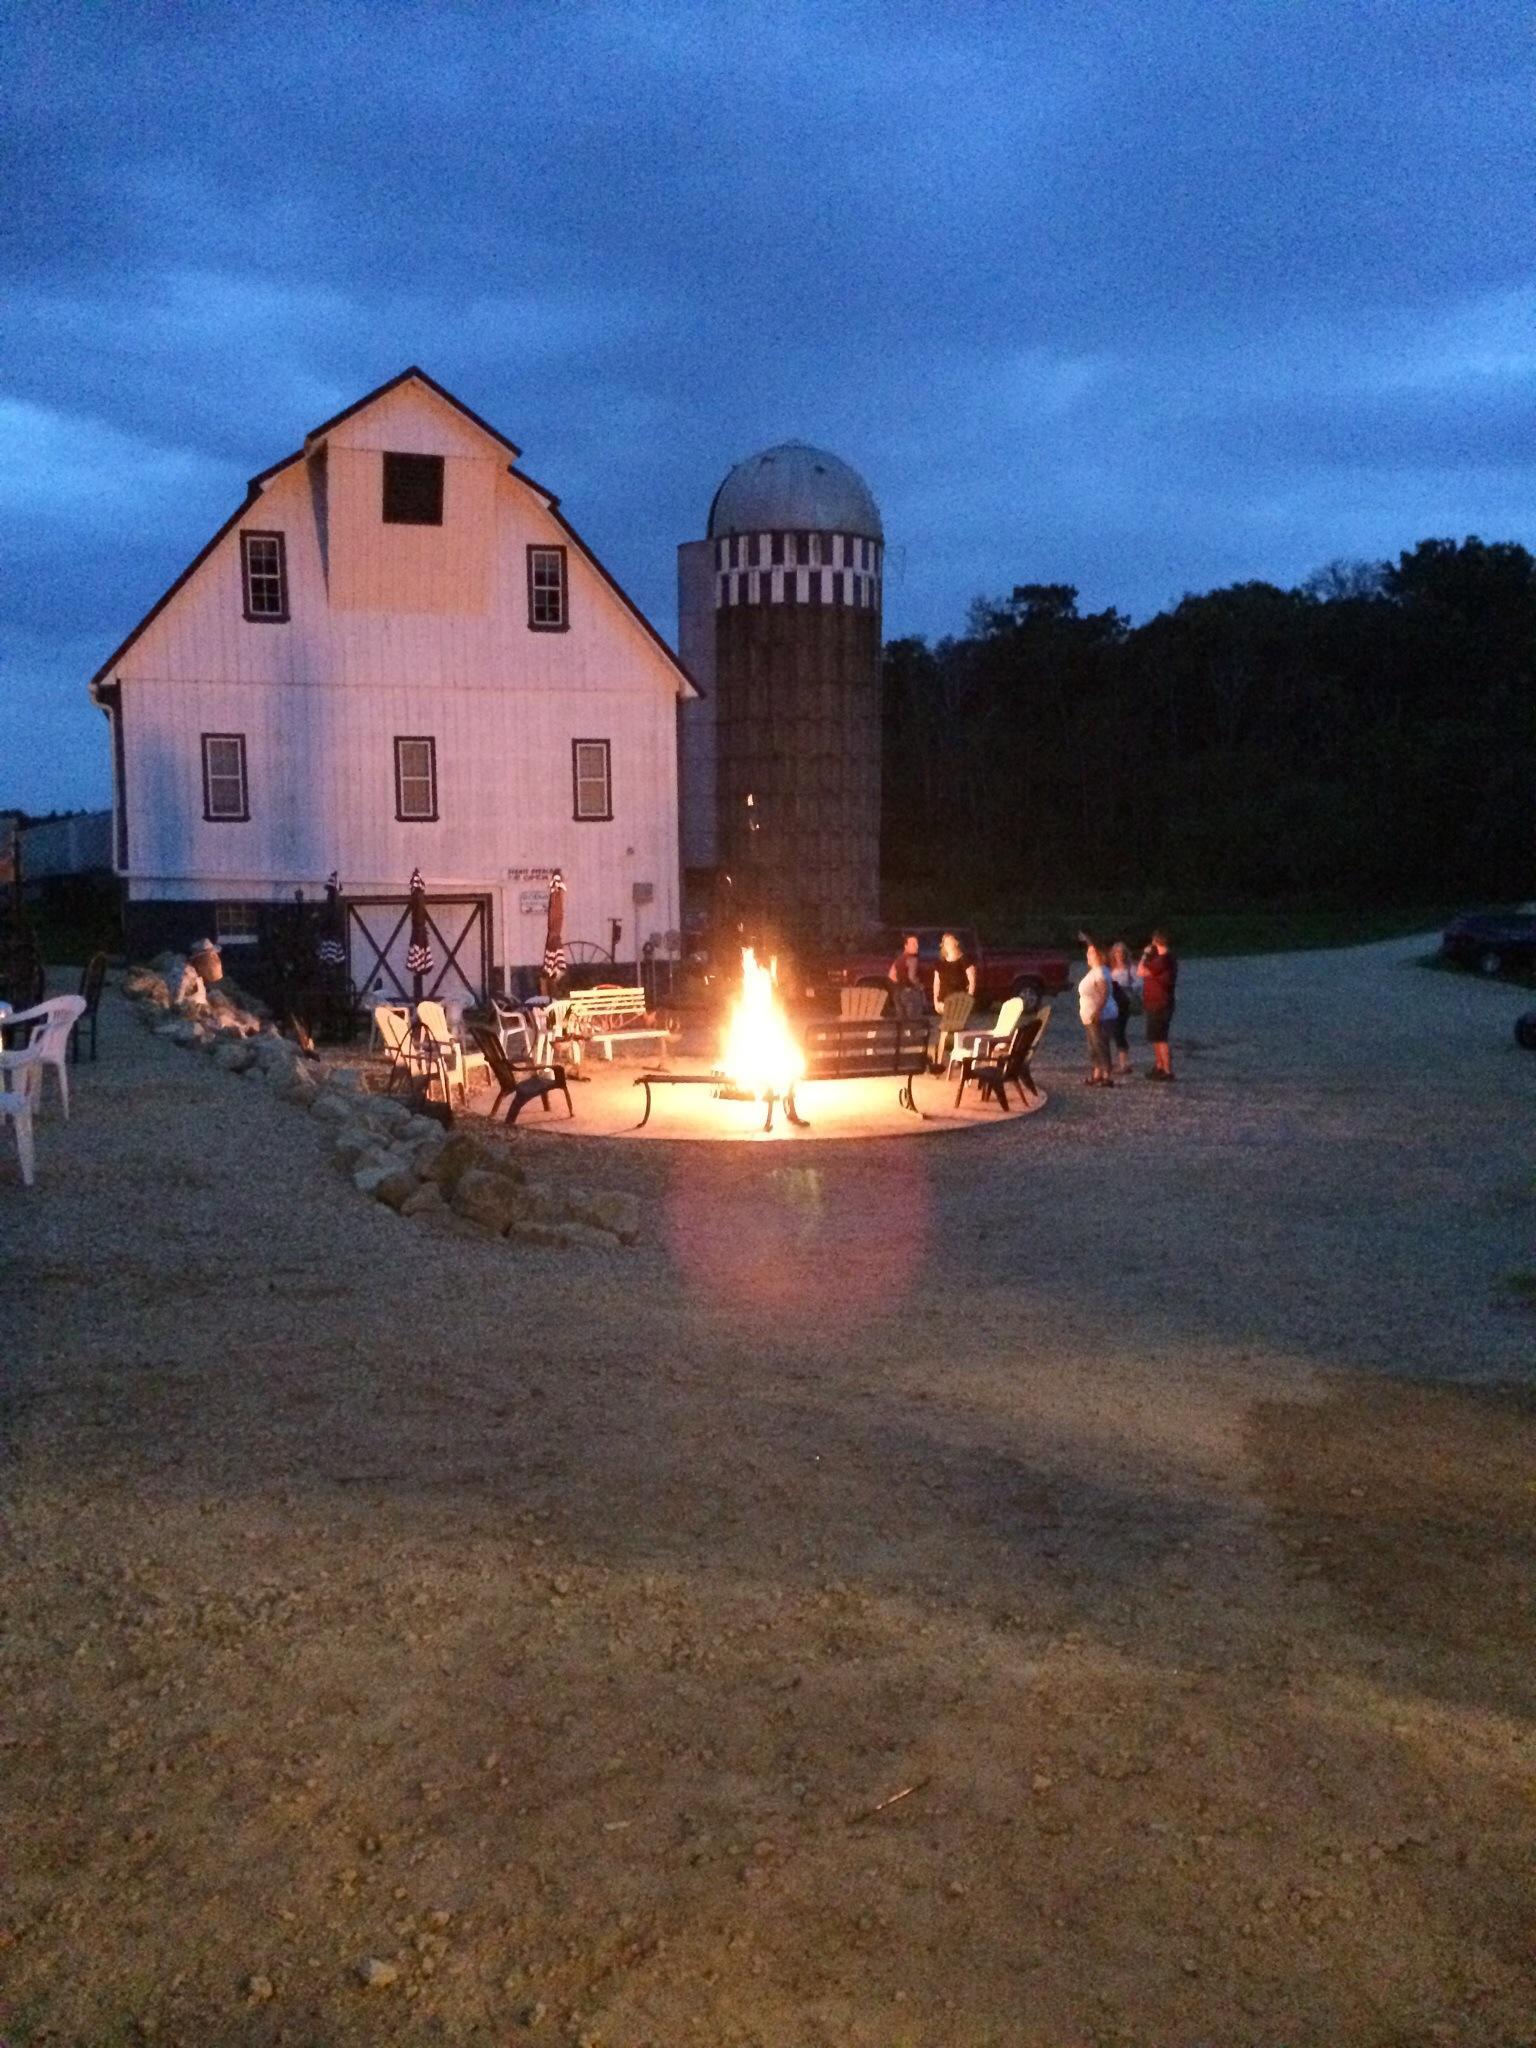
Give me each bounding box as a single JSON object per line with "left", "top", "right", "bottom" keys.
{"left": 169, "top": 965, "right": 206, "bottom": 1007}
{"left": 400, "top": 1182, "right": 447, "bottom": 1218}
{"left": 422, "top": 1133, "right": 487, "bottom": 1197}
{"left": 310, "top": 1092, "right": 356, "bottom": 1124}
{"left": 517, "top": 1220, "right": 623, "bottom": 1251}
{"left": 357, "top": 1161, "right": 418, "bottom": 1209}
{"left": 332, "top": 1126, "right": 378, "bottom": 1166}
{"left": 573, "top": 1188, "right": 641, "bottom": 1246}
{"left": 170, "top": 1021, "right": 205, "bottom": 1048}
{"left": 451, "top": 1169, "right": 524, "bottom": 1235}
{"left": 277, "top": 1066, "right": 319, "bottom": 1104}
{"left": 510, "top": 1178, "right": 563, "bottom": 1224}
{"left": 326, "top": 1066, "right": 366, "bottom": 1094}
{"left": 213, "top": 1040, "right": 256, "bottom": 1074}
{"left": 364, "top": 1097, "right": 412, "bottom": 1131}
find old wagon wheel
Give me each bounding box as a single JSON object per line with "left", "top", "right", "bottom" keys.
{"left": 563, "top": 939, "right": 614, "bottom": 966}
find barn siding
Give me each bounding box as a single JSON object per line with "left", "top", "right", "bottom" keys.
{"left": 105, "top": 373, "right": 687, "bottom": 976}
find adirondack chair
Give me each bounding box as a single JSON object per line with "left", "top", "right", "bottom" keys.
{"left": 415, "top": 1000, "right": 485, "bottom": 1107}
{"left": 946, "top": 994, "right": 1024, "bottom": 1079}
{"left": 0, "top": 1043, "right": 45, "bottom": 1186}
{"left": 930, "top": 989, "right": 975, "bottom": 1073}
{"left": 839, "top": 984, "right": 890, "bottom": 1021}
{"left": 467, "top": 1023, "right": 574, "bottom": 1124}
{"left": 2, "top": 995, "right": 88, "bottom": 1118}
{"left": 954, "top": 1005, "right": 1051, "bottom": 1110}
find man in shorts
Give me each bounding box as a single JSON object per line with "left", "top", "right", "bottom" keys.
{"left": 1140, "top": 930, "right": 1178, "bottom": 1080}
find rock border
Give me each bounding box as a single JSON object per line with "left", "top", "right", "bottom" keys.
{"left": 119, "top": 956, "right": 639, "bottom": 1252}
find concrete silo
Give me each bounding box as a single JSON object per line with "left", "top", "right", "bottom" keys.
{"left": 678, "top": 442, "right": 884, "bottom": 946}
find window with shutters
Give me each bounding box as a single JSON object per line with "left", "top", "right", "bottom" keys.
{"left": 240, "top": 531, "right": 288, "bottom": 620}
{"left": 201, "top": 734, "right": 249, "bottom": 822}
{"left": 394, "top": 737, "right": 438, "bottom": 821}
{"left": 527, "top": 545, "right": 568, "bottom": 630}
{"left": 571, "top": 739, "right": 612, "bottom": 822}
{"left": 382, "top": 451, "right": 444, "bottom": 524}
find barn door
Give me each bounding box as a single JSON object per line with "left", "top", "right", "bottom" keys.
{"left": 346, "top": 894, "right": 491, "bottom": 1005}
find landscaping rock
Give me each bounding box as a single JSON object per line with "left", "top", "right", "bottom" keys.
{"left": 451, "top": 1169, "right": 524, "bottom": 1235}
{"left": 277, "top": 1066, "right": 319, "bottom": 1104}
{"left": 358, "top": 1161, "right": 419, "bottom": 1210}
{"left": 212, "top": 1041, "right": 257, "bottom": 1075}
{"left": 310, "top": 1093, "right": 356, "bottom": 1125}
{"left": 571, "top": 1188, "right": 642, "bottom": 1245}
{"left": 422, "top": 1133, "right": 487, "bottom": 1197}
{"left": 400, "top": 1182, "right": 447, "bottom": 1218}
{"left": 356, "top": 1958, "right": 399, "bottom": 1990}
{"left": 327, "top": 1067, "right": 366, "bottom": 1094}
{"left": 513, "top": 1220, "right": 622, "bottom": 1251}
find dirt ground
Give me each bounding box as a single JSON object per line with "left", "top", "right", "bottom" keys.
{"left": 3, "top": 940, "right": 1534, "bottom": 2047}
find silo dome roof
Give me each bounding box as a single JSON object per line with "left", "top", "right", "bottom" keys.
{"left": 707, "top": 441, "right": 882, "bottom": 540}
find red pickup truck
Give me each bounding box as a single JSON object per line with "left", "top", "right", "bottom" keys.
{"left": 818, "top": 925, "right": 1071, "bottom": 1009}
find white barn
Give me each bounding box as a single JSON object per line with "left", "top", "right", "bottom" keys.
{"left": 90, "top": 368, "right": 695, "bottom": 1003}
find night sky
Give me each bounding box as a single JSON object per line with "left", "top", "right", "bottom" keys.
{"left": 7, "top": 1, "right": 1533, "bottom": 810}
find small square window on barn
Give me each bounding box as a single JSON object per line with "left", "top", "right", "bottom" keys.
{"left": 201, "top": 733, "right": 248, "bottom": 822}
{"left": 394, "top": 736, "right": 438, "bottom": 821}
{"left": 527, "top": 545, "right": 568, "bottom": 630}
{"left": 381, "top": 451, "right": 445, "bottom": 525}
{"left": 240, "top": 530, "right": 288, "bottom": 621}
{"left": 214, "top": 902, "right": 259, "bottom": 945}
{"left": 572, "top": 738, "right": 612, "bottom": 822}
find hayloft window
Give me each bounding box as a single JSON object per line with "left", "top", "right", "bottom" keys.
{"left": 527, "top": 545, "right": 569, "bottom": 630}
{"left": 572, "top": 739, "right": 612, "bottom": 822}
{"left": 382, "top": 451, "right": 444, "bottom": 525}
{"left": 394, "top": 736, "right": 438, "bottom": 821}
{"left": 240, "top": 530, "right": 288, "bottom": 621}
{"left": 201, "top": 734, "right": 248, "bottom": 822}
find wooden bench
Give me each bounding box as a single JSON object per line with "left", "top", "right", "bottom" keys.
{"left": 798, "top": 1015, "right": 931, "bottom": 1117}
{"left": 545, "top": 986, "right": 673, "bottom": 1064}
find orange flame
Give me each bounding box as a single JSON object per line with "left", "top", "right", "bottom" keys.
{"left": 721, "top": 948, "right": 804, "bottom": 1099}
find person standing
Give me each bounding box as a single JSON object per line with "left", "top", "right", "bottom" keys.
{"left": 887, "top": 932, "right": 922, "bottom": 1003}
{"left": 1140, "top": 929, "right": 1178, "bottom": 1080}
{"left": 932, "top": 931, "right": 977, "bottom": 1012}
{"left": 1078, "top": 940, "right": 1116, "bottom": 1086}
{"left": 1108, "top": 940, "right": 1137, "bottom": 1076}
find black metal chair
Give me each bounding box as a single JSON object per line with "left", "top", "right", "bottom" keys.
{"left": 70, "top": 952, "right": 108, "bottom": 1063}
{"left": 467, "top": 1022, "right": 574, "bottom": 1124}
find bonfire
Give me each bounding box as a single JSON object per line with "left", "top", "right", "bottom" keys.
{"left": 721, "top": 948, "right": 804, "bottom": 1100}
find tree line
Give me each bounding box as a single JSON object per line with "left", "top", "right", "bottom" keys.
{"left": 881, "top": 537, "right": 1536, "bottom": 912}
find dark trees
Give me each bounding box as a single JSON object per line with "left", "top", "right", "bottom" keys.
{"left": 881, "top": 538, "right": 1535, "bottom": 912}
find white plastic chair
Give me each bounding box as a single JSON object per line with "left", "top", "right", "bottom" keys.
{"left": 3, "top": 995, "right": 88, "bottom": 1118}
{"left": 0, "top": 1044, "right": 45, "bottom": 1185}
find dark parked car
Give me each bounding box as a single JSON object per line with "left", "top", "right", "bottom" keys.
{"left": 1439, "top": 908, "right": 1536, "bottom": 980}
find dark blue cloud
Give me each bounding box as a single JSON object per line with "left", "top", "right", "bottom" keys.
{"left": 5, "top": 0, "right": 1534, "bottom": 808}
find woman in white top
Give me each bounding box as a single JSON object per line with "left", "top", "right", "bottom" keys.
{"left": 1078, "top": 940, "right": 1117, "bottom": 1087}
{"left": 1108, "top": 940, "right": 1137, "bottom": 1076}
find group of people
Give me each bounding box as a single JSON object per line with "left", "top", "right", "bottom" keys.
{"left": 1078, "top": 933, "right": 1177, "bottom": 1086}
{"left": 886, "top": 930, "right": 976, "bottom": 1016}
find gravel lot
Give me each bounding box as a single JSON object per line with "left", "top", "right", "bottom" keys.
{"left": 3, "top": 938, "right": 1534, "bottom": 2046}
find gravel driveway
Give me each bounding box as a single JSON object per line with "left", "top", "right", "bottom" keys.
{"left": 3, "top": 938, "right": 1533, "bottom": 2046}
